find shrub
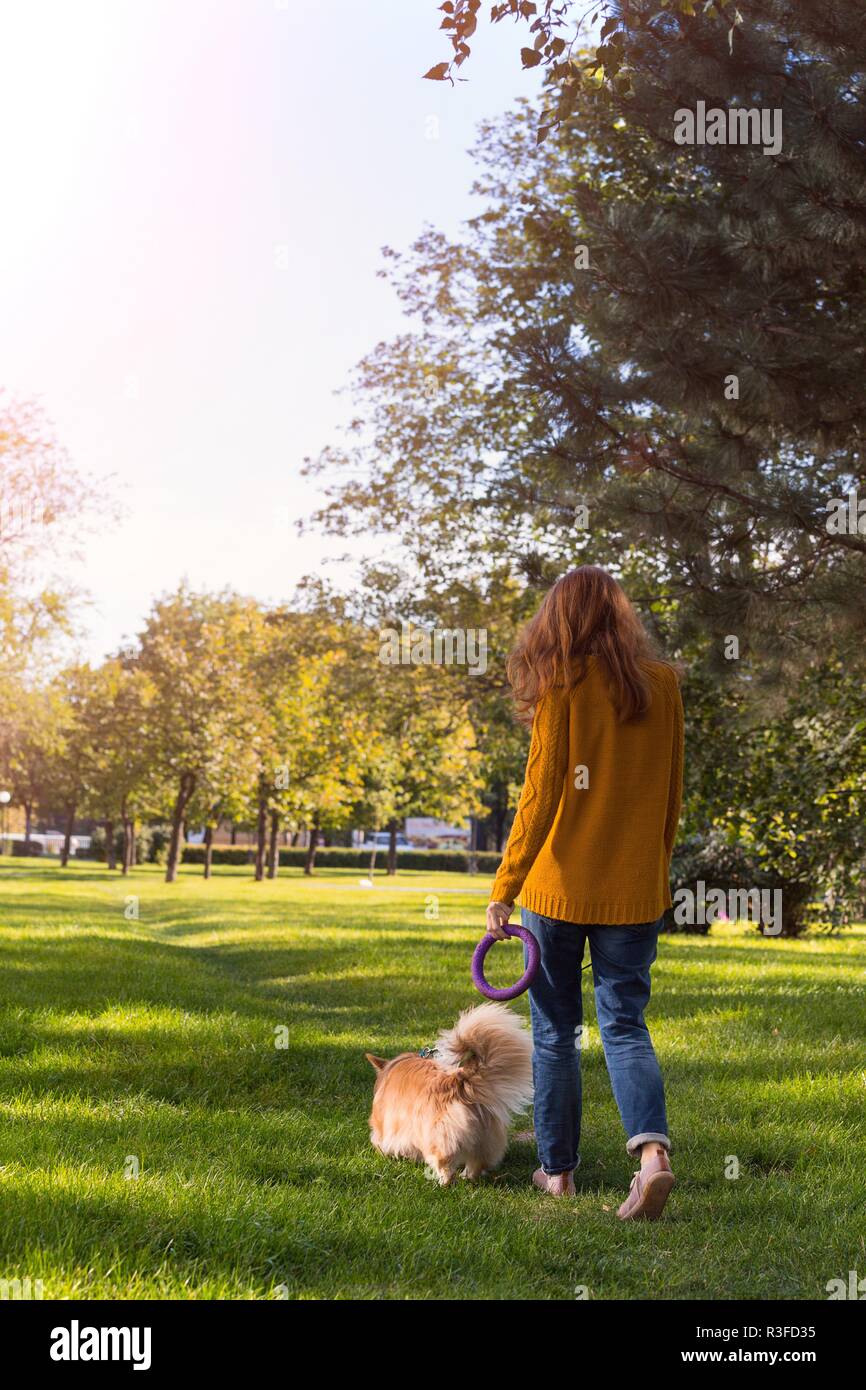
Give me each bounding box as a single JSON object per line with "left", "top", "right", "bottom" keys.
{"left": 80, "top": 826, "right": 113, "bottom": 862}
{"left": 76, "top": 824, "right": 172, "bottom": 865}
{"left": 12, "top": 839, "right": 43, "bottom": 857}
{"left": 664, "top": 831, "right": 811, "bottom": 937}
{"left": 663, "top": 836, "right": 733, "bottom": 934}
{"left": 143, "top": 826, "right": 171, "bottom": 865}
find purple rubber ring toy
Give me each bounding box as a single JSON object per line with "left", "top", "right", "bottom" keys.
{"left": 471, "top": 923, "right": 540, "bottom": 1001}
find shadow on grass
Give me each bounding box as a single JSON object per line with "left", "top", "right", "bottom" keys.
{"left": 1, "top": 889, "right": 863, "bottom": 1164}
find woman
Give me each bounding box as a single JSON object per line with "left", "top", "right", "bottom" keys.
{"left": 487, "top": 565, "right": 683, "bottom": 1220}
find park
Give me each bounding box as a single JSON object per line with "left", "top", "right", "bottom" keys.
{"left": 1, "top": 0, "right": 865, "bottom": 1324}
{"left": 0, "top": 857, "right": 863, "bottom": 1300}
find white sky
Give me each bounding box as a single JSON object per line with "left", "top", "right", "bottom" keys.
{"left": 0, "top": 0, "right": 547, "bottom": 660}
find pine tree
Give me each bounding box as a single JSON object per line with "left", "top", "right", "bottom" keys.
{"left": 315, "top": 0, "right": 866, "bottom": 666}
{"left": 518, "top": 0, "right": 866, "bottom": 657}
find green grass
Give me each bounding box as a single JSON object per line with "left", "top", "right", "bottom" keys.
{"left": 0, "top": 859, "right": 863, "bottom": 1300}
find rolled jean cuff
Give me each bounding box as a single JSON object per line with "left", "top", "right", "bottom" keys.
{"left": 542, "top": 1156, "right": 581, "bottom": 1177}
{"left": 626, "top": 1131, "right": 671, "bottom": 1156}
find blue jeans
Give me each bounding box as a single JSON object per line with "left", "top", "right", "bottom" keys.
{"left": 521, "top": 908, "right": 670, "bottom": 1175}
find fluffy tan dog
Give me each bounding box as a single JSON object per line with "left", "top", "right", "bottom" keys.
{"left": 365, "top": 1003, "right": 533, "bottom": 1185}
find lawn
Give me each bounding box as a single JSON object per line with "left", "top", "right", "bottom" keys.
{"left": 0, "top": 859, "right": 863, "bottom": 1301}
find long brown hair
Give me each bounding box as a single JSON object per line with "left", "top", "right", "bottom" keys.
{"left": 507, "top": 566, "right": 670, "bottom": 725}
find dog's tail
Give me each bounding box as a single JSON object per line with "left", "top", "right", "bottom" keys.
{"left": 435, "top": 1003, "right": 533, "bottom": 1121}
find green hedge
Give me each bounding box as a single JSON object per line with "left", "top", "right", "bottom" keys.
{"left": 181, "top": 846, "right": 255, "bottom": 866}
{"left": 11, "top": 840, "right": 43, "bottom": 857}
{"left": 180, "top": 845, "right": 501, "bottom": 872}
{"left": 77, "top": 825, "right": 171, "bottom": 865}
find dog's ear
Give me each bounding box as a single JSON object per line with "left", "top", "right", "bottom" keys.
{"left": 365, "top": 1053, "right": 388, "bottom": 1071}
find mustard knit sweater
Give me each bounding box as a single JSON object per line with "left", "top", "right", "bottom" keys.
{"left": 490, "top": 657, "right": 684, "bottom": 925}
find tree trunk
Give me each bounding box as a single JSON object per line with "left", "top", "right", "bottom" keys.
{"left": 120, "top": 816, "right": 132, "bottom": 876}
{"left": 24, "top": 801, "right": 33, "bottom": 847}
{"left": 60, "top": 802, "right": 75, "bottom": 868}
{"left": 105, "top": 818, "right": 117, "bottom": 871}
{"left": 304, "top": 814, "right": 320, "bottom": 875}
{"left": 493, "top": 797, "right": 507, "bottom": 854}
{"left": 290, "top": 829, "right": 300, "bottom": 846}
{"left": 267, "top": 810, "right": 280, "bottom": 879}
{"left": 254, "top": 782, "right": 268, "bottom": 881}
{"left": 128, "top": 819, "right": 137, "bottom": 868}
{"left": 468, "top": 814, "right": 478, "bottom": 875}
{"left": 203, "top": 824, "right": 214, "bottom": 879}
{"left": 230, "top": 822, "right": 237, "bottom": 845}
{"left": 387, "top": 818, "right": 398, "bottom": 876}
{"left": 492, "top": 783, "right": 511, "bottom": 856}
{"left": 775, "top": 881, "right": 811, "bottom": 938}
{"left": 165, "top": 773, "right": 195, "bottom": 883}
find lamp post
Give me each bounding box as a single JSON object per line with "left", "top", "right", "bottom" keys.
{"left": 0, "top": 791, "right": 10, "bottom": 855}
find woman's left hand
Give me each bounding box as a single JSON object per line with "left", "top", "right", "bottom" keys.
{"left": 486, "top": 900, "right": 513, "bottom": 940}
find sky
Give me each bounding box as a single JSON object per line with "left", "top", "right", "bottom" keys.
{"left": 0, "top": 0, "right": 550, "bottom": 660}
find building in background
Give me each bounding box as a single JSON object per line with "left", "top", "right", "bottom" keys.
{"left": 403, "top": 817, "right": 470, "bottom": 849}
